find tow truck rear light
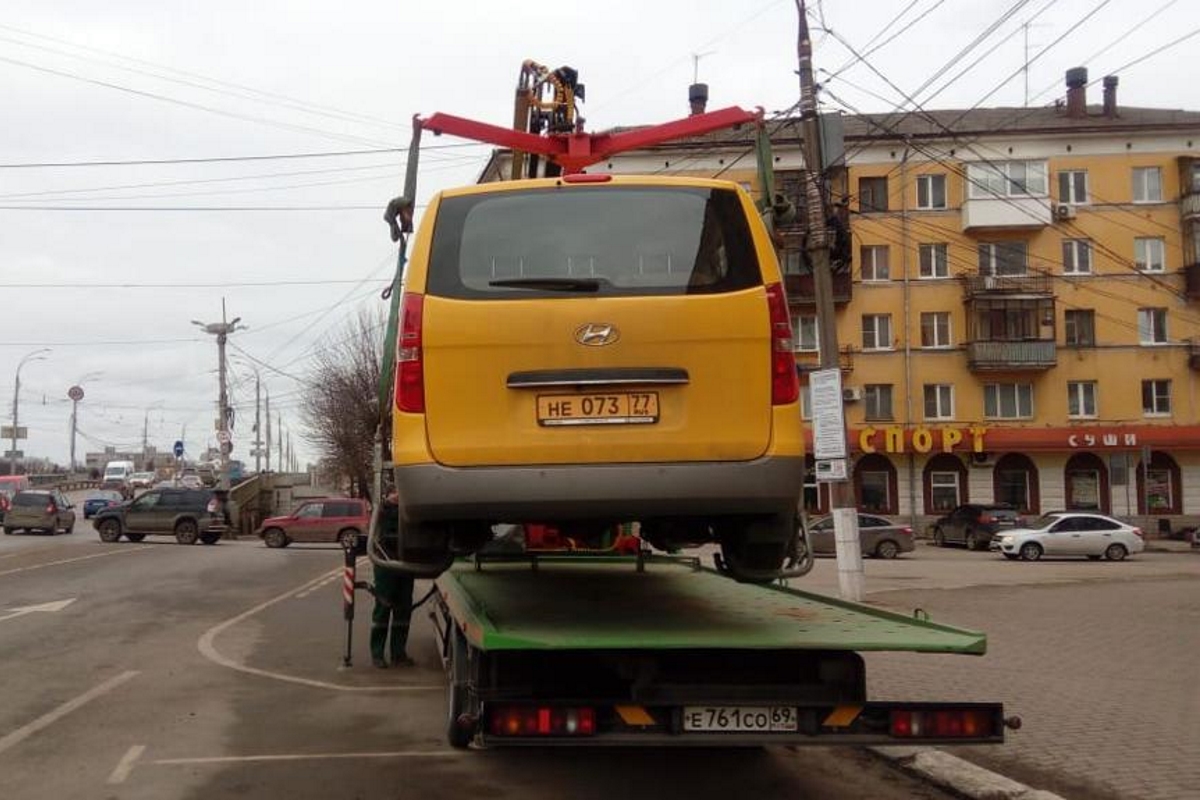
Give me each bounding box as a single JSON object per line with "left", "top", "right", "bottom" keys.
{"left": 395, "top": 292, "right": 425, "bottom": 413}
{"left": 488, "top": 705, "right": 596, "bottom": 737}
{"left": 765, "top": 282, "right": 799, "bottom": 405}
{"left": 890, "top": 708, "right": 993, "bottom": 739}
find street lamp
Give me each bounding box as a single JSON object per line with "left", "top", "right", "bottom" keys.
{"left": 193, "top": 302, "right": 247, "bottom": 490}
{"left": 9, "top": 348, "right": 51, "bottom": 475}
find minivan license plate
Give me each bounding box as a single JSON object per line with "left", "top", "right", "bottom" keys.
{"left": 537, "top": 392, "right": 659, "bottom": 426}
{"left": 683, "top": 706, "right": 798, "bottom": 733}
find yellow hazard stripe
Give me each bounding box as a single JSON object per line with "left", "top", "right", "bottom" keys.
{"left": 615, "top": 705, "right": 655, "bottom": 726}
{"left": 823, "top": 705, "right": 863, "bottom": 728}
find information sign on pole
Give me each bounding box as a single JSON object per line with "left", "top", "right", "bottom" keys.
{"left": 809, "top": 368, "right": 847, "bottom": 461}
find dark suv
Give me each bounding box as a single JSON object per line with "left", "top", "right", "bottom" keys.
{"left": 92, "top": 487, "right": 228, "bottom": 545}
{"left": 932, "top": 503, "right": 1023, "bottom": 551}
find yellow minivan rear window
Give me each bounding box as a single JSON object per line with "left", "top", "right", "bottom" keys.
{"left": 427, "top": 185, "right": 762, "bottom": 299}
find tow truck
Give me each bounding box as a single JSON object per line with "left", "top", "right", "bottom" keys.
{"left": 367, "top": 60, "right": 1018, "bottom": 749}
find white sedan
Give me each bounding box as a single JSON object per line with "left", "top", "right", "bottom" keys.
{"left": 990, "top": 512, "right": 1145, "bottom": 561}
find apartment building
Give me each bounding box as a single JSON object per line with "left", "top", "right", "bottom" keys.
{"left": 478, "top": 69, "right": 1200, "bottom": 531}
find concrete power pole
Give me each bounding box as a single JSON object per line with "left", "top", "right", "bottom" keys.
{"left": 192, "top": 300, "right": 245, "bottom": 491}
{"left": 277, "top": 412, "right": 283, "bottom": 473}
{"left": 264, "top": 391, "right": 271, "bottom": 473}
{"left": 797, "top": 0, "right": 864, "bottom": 600}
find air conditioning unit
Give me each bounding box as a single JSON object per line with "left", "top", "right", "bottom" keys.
{"left": 1054, "top": 203, "right": 1077, "bottom": 221}
{"left": 970, "top": 451, "right": 996, "bottom": 468}
{"left": 842, "top": 387, "right": 862, "bottom": 402}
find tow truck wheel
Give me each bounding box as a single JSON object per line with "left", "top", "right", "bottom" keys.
{"left": 175, "top": 520, "right": 199, "bottom": 545}
{"left": 98, "top": 519, "right": 122, "bottom": 543}
{"left": 718, "top": 514, "right": 792, "bottom": 583}
{"left": 446, "top": 628, "right": 473, "bottom": 749}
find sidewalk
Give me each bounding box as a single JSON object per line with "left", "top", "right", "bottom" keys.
{"left": 1142, "top": 537, "right": 1199, "bottom": 553}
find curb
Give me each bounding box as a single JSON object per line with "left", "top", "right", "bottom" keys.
{"left": 870, "top": 746, "right": 1066, "bottom": 800}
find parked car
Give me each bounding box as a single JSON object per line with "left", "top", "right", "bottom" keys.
{"left": 3, "top": 489, "right": 76, "bottom": 535}
{"left": 806, "top": 513, "right": 915, "bottom": 559}
{"left": 92, "top": 487, "right": 227, "bottom": 545}
{"left": 179, "top": 474, "right": 204, "bottom": 490}
{"left": 83, "top": 489, "right": 125, "bottom": 518}
{"left": 100, "top": 477, "right": 133, "bottom": 500}
{"left": 256, "top": 498, "right": 370, "bottom": 550}
{"left": 388, "top": 175, "right": 806, "bottom": 580}
{"left": 990, "top": 512, "right": 1145, "bottom": 561}
{"left": 129, "top": 472, "right": 156, "bottom": 490}
{"left": 932, "top": 504, "right": 1023, "bottom": 551}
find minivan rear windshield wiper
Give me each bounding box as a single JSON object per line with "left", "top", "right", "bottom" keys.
{"left": 489, "top": 277, "right": 602, "bottom": 292}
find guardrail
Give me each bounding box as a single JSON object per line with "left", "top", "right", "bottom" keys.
{"left": 28, "top": 474, "right": 99, "bottom": 492}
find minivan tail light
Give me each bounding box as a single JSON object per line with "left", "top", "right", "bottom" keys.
{"left": 395, "top": 292, "right": 425, "bottom": 413}
{"left": 766, "top": 282, "right": 799, "bottom": 405}
{"left": 45, "top": 503, "right": 55, "bottom": 514}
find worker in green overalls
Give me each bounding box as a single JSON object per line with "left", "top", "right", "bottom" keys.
{"left": 371, "top": 487, "right": 415, "bottom": 668}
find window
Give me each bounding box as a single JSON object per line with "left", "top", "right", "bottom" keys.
{"left": 1132, "top": 167, "right": 1162, "bottom": 203}
{"left": 1067, "top": 381, "right": 1097, "bottom": 418}
{"left": 1191, "top": 162, "right": 1200, "bottom": 193}
{"left": 1138, "top": 308, "right": 1168, "bottom": 344}
{"left": 800, "top": 385, "right": 812, "bottom": 420}
{"left": 1134, "top": 237, "right": 1165, "bottom": 272}
{"left": 1062, "top": 239, "right": 1092, "bottom": 274}
{"left": 1064, "top": 309, "right": 1095, "bottom": 346}
{"left": 862, "top": 314, "right": 893, "bottom": 350}
{"left": 855, "top": 455, "right": 896, "bottom": 513}
{"left": 929, "top": 471, "right": 961, "bottom": 512}
{"left": 996, "top": 469, "right": 1032, "bottom": 512}
{"left": 864, "top": 384, "right": 893, "bottom": 421}
{"left": 919, "top": 243, "right": 949, "bottom": 278}
{"left": 858, "top": 177, "right": 888, "bottom": 212}
{"left": 920, "top": 311, "right": 951, "bottom": 348}
{"left": 984, "top": 383, "right": 1033, "bottom": 419}
{"left": 916, "top": 174, "right": 947, "bottom": 209}
{"left": 978, "top": 241, "right": 1028, "bottom": 276}
{"left": 1142, "top": 379, "right": 1171, "bottom": 415}
{"left": 924, "top": 384, "right": 954, "bottom": 420}
{"left": 966, "top": 160, "right": 1048, "bottom": 199}
{"left": 296, "top": 503, "right": 324, "bottom": 519}
{"left": 860, "top": 245, "right": 890, "bottom": 281}
{"left": 792, "top": 313, "right": 818, "bottom": 352}
{"left": 1058, "top": 170, "right": 1089, "bottom": 204}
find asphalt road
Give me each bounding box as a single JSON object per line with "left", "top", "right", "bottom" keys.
{"left": 0, "top": 516, "right": 959, "bottom": 800}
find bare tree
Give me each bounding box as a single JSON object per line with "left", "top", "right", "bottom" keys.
{"left": 301, "top": 309, "right": 384, "bottom": 498}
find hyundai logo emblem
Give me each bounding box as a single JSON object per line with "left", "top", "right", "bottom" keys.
{"left": 574, "top": 323, "right": 620, "bottom": 346}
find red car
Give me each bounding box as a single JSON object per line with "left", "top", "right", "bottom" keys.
{"left": 256, "top": 498, "right": 370, "bottom": 550}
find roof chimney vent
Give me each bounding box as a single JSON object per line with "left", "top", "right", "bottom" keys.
{"left": 1102, "top": 75, "right": 1119, "bottom": 118}
{"left": 1065, "top": 67, "right": 1088, "bottom": 118}
{"left": 688, "top": 83, "right": 709, "bottom": 116}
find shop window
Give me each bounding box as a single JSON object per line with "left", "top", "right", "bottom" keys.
{"left": 924, "top": 453, "right": 967, "bottom": 514}
{"left": 1136, "top": 451, "right": 1181, "bottom": 514}
{"left": 993, "top": 453, "right": 1039, "bottom": 515}
{"left": 1065, "top": 452, "right": 1109, "bottom": 513}
{"left": 854, "top": 453, "right": 897, "bottom": 515}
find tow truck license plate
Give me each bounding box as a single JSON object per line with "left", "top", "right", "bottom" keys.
{"left": 683, "top": 706, "right": 798, "bottom": 733}
{"left": 537, "top": 392, "right": 659, "bottom": 426}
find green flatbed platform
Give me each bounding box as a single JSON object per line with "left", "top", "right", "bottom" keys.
{"left": 436, "top": 557, "right": 986, "bottom": 655}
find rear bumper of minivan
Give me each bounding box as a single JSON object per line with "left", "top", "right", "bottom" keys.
{"left": 395, "top": 457, "right": 805, "bottom": 522}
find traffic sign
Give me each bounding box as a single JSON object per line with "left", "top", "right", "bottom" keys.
{"left": 3, "top": 450, "right": 23, "bottom": 459}
{"left": 217, "top": 430, "right": 231, "bottom": 445}
{"left": 173, "top": 440, "right": 185, "bottom": 458}
{"left": 67, "top": 385, "right": 84, "bottom": 402}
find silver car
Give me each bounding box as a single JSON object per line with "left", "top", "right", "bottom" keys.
{"left": 990, "top": 512, "right": 1145, "bottom": 561}
{"left": 806, "top": 513, "right": 915, "bottom": 559}
{"left": 2, "top": 489, "right": 76, "bottom": 535}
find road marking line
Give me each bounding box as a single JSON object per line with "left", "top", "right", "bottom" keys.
{"left": 197, "top": 565, "right": 440, "bottom": 693}
{"left": 294, "top": 572, "right": 340, "bottom": 599}
{"left": 0, "top": 546, "right": 152, "bottom": 577}
{"left": 151, "top": 750, "right": 461, "bottom": 766}
{"left": 106, "top": 744, "right": 146, "bottom": 784}
{"left": 0, "top": 671, "right": 139, "bottom": 756}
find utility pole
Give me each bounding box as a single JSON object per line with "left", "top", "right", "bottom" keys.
{"left": 797, "top": 0, "right": 864, "bottom": 600}
{"left": 192, "top": 300, "right": 245, "bottom": 490}
{"left": 9, "top": 349, "right": 50, "bottom": 476}
{"left": 141, "top": 410, "right": 149, "bottom": 470}
{"left": 277, "top": 412, "right": 283, "bottom": 473}
{"left": 254, "top": 376, "right": 262, "bottom": 474}
{"left": 264, "top": 391, "right": 271, "bottom": 473}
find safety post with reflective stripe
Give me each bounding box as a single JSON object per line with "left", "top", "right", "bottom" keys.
{"left": 341, "top": 547, "right": 356, "bottom": 667}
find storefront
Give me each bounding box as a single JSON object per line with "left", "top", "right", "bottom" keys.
{"left": 802, "top": 424, "right": 1200, "bottom": 529}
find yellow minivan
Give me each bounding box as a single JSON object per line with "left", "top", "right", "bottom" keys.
{"left": 390, "top": 174, "right": 805, "bottom": 580}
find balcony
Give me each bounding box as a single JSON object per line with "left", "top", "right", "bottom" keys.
{"left": 967, "top": 340, "right": 1057, "bottom": 371}
{"left": 784, "top": 270, "right": 853, "bottom": 305}
{"left": 1185, "top": 264, "right": 1200, "bottom": 300}
{"left": 962, "top": 273, "right": 1054, "bottom": 298}
{"left": 962, "top": 196, "right": 1051, "bottom": 230}
{"left": 1181, "top": 192, "right": 1200, "bottom": 220}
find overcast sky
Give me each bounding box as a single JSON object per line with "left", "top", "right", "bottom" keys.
{"left": 2, "top": 0, "right": 1198, "bottom": 470}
